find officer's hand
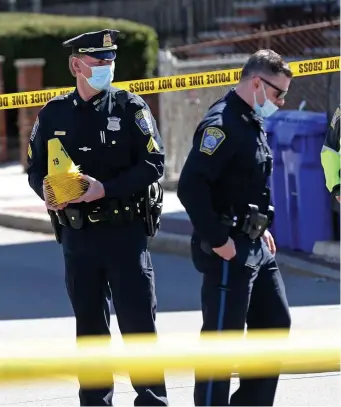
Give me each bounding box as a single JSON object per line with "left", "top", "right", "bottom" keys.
{"left": 42, "top": 182, "right": 67, "bottom": 211}
{"left": 213, "top": 238, "right": 236, "bottom": 261}
{"left": 68, "top": 175, "right": 105, "bottom": 204}
{"left": 262, "top": 229, "right": 276, "bottom": 255}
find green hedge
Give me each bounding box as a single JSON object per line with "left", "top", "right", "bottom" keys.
{"left": 0, "top": 12, "right": 159, "bottom": 95}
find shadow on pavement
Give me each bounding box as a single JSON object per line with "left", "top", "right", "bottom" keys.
{"left": 0, "top": 240, "right": 202, "bottom": 321}
{"left": 0, "top": 239, "right": 339, "bottom": 321}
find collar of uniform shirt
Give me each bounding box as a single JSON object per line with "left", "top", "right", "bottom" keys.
{"left": 227, "top": 88, "right": 264, "bottom": 126}
{"left": 72, "top": 87, "right": 109, "bottom": 110}
{"left": 227, "top": 88, "right": 253, "bottom": 117}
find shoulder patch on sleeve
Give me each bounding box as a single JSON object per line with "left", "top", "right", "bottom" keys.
{"left": 331, "top": 106, "right": 341, "bottom": 129}
{"left": 199, "top": 127, "right": 226, "bottom": 155}
{"left": 135, "top": 109, "right": 154, "bottom": 135}
{"left": 29, "top": 117, "right": 39, "bottom": 142}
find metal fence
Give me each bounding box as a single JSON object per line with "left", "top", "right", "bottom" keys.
{"left": 159, "top": 21, "right": 340, "bottom": 182}
{"left": 158, "top": 53, "right": 248, "bottom": 182}
{"left": 171, "top": 20, "right": 340, "bottom": 113}
{"left": 1, "top": 0, "right": 339, "bottom": 47}
{"left": 0, "top": 3, "right": 340, "bottom": 170}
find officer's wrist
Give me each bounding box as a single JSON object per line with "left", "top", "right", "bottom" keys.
{"left": 97, "top": 181, "right": 105, "bottom": 198}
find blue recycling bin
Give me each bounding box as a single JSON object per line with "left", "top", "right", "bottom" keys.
{"left": 265, "top": 126, "right": 291, "bottom": 249}
{"left": 264, "top": 110, "right": 333, "bottom": 253}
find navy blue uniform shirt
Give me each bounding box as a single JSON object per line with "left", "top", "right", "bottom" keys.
{"left": 27, "top": 86, "right": 164, "bottom": 205}
{"left": 177, "top": 88, "right": 273, "bottom": 248}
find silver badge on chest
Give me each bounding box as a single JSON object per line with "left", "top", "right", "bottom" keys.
{"left": 107, "top": 117, "right": 121, "bottom": 131}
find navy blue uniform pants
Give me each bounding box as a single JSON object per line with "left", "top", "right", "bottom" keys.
{"left": 191, "top": 233, "right": 291, "bottom": 406}
{"left": 61, "top": 218, "right": 168, "bottom": 406}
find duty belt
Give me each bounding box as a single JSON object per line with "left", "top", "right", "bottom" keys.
{"left": 57, "top": 199, "right": 143, "bottom": 229}
{"left": 222, "top": 204, "right": 275, "bottom": 240}
{"left": 200, "top": 204, "right": 275, "bottom": 255}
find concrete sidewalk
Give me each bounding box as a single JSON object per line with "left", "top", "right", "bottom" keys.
{"left": 0, "top": 163, "right": 339, "bottom": 281}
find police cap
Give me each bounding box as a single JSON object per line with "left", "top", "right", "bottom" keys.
{"left": 62, "top": 29, "right": 119, "bottom": 61}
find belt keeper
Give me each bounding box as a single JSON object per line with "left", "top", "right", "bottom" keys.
{"left": 112, "top": 209, "right": 120, "bottom": 222}
{"left": 124, "top": 205, "right": 134, "bottom": 221}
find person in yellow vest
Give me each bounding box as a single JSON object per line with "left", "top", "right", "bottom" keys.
{"left": 321, "top": 104, "right": 340, "bottom": 202}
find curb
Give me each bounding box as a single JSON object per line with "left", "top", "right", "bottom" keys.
{"left": 0, "top": 211, "right": 52, "bottom": 234}
{"left": 149, "top": 231, "right": 191, "bottom": 257}
{"left": 0, "top": 210, "right": 339, "bottom": 282}
{"left": 313, "top": 241, "right": 340, "bottom": 264}
{"left": 274, "top": 252, "right": 340, "bottom": 282}
{"left": 150, "top": 232, "right": 340, "bottom": 282}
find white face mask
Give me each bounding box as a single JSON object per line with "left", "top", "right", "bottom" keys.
{"left": 79, "top": 59, "right": 115, "bottom": 91}
{"left": 253, "top": 82, "right": 278, "bottom": 118}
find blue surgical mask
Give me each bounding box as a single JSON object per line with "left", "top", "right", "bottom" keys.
{"left": 80, "top": 60, "right": 115, "bottom": 91}
{"left": 253, "top": 82, "right": 278, "bottom": 118}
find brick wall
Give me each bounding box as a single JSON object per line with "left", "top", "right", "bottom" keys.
{"left": 14, "top": 58, "right": 46, "bottom": 170}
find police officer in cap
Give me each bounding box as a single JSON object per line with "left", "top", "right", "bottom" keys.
{"left": 177, "top": 49, "right": 292, "bottom": 406}
{"left": 27, "top": 29, "right": 168, "bottom": 406}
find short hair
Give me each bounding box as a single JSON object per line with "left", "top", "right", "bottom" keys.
{"left": 240, "top": 49, "right": 293, "bottom": 80}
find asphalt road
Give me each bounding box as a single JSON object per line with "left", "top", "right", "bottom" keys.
{"left": 0, "top": 226, "right": 340, "bottom": 406}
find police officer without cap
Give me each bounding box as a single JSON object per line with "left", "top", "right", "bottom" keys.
{"left": 26, "top": 29, "right": 168, "bottom": 407}
{"left": 177, "top": 49, "right": 292, "bottom": 406}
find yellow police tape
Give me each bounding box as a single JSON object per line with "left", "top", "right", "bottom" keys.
{"left": 0, "top": 329, "right": 339, "bottom": 385}
{"left": 0, "top": 56, "right": 339, "bottom": 111}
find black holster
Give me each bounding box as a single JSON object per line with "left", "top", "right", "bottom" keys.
{"left": 241, "top": 204, "right": 274, "bottom": 240}
{"left": 144, "top": 181, "right": 163, "bottom": 237}
{"left": 48, "top": 210, "right": 63, "bottom": 244}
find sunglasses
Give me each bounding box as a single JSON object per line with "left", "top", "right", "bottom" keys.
{"left": 259, "top": 77, "right": 288, "bottom": 99}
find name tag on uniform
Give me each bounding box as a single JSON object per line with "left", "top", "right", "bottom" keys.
{"left": 54, "top": 131, "right": 66, "bottom": 136}
{"left": 107, "top": 117, "right": 121, "bottom": 131}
